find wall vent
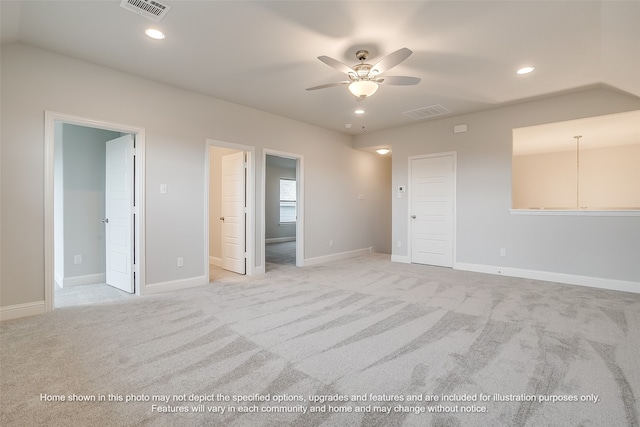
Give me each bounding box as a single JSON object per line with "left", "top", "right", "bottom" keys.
{"left": 120, "top": 0, "right": 171, "bottom": 22}
{"left": 402, "top": 105, "right": 451, "bottom": 120}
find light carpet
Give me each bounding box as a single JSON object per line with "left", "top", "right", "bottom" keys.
{"left": 1, "top": 253, "right": 638, "bottom": 426}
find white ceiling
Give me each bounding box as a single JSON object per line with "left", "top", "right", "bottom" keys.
{"left": 1, "top": 1, "right": 639, "bottom": 135}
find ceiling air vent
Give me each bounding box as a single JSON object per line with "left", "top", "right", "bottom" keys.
{"left": 402, "top": 105, "right": 451, "bottom": 120}
{"left": 120, "top": 0, "right": 171, "bottom": 22}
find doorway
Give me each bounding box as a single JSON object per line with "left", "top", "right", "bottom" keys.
{"left": 44, "top": 112, "right": 145, "bottom": 312}
{"left": 206, "top": 139, "right": 256, "bottom": 281}
{"left": 263, "top": 150, "right": 304, "bottom": 270}
{"left": 409, "top": 152, "right": 456, "bottom": 267}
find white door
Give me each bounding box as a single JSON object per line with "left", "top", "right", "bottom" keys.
{"left": 410, "top": 154, "right": 454, "bottom": 267}
{"left": 221, "top": 151, "right": 246, "bottom": 274}
{"left": 105, "top": 134, "right": 135, "bottom": 293}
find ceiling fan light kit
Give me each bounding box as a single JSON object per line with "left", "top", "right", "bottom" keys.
{"left": 307, "top": 47, "right": 420, "bottom": 99}
{"left": 349, "top": 80, "right": 378, "bottom": 98}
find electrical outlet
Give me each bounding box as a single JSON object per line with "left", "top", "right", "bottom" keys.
{"left": 329, "top": 240, "right": 334, "bottom": 247}
{"left": 177, "top": 257, "right": 184, "bottom": 267}
{"left": 396, "top": 240, "right": 402, "bottom": 248}
{"left": 500, "top": 248, "right": 507, "bottom": 257}
{"left": 73, "top": 255, "right": 82, "bottom": 265}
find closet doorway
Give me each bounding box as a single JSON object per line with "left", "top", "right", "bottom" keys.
{"left": 264, "top": 151, "right": 304, "bottom": 270}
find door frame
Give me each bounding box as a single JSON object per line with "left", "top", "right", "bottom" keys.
{"left": 262, "top": 149, "right": 304, "bottom": 268}
{"left": 205, "top": 139, "right": 256, "bottom": 278}
{"left": 407, "top": 151, "right": 457, "bottom": 267}
{"left": 44, "top": 111, "right": 146, "bottom": 311}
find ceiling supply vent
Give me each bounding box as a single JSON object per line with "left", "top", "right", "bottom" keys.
{"left": 120, "top": 0, "right": 171, "bottom": 22}
{"left": 402, "top": 105, "right": 451, "bottom": 120}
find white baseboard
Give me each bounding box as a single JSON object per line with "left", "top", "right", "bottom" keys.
{"left": 391, "top": 254, "right": 410, "bottom": 264}
{"left": 303, "top": 247, "right": 372, "bottom": 266}
{"left": 143, "top": 275, "right": 209, "bottom": 295}
{"left": 266, "top": 237, "right": 296, "bottom": 244}
{"left": 0, "top": 301, "right": 46, "bottom": 321}
{"left": 61, "top": 273, "right": 106, "bottom": 287}
{"left": 455, "top": 262, "right": 640, "bottom": 294}
{"left": 209, "top": 256, "right": 222, "bottom": 267}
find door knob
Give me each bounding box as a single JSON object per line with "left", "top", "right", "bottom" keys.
{"left": 411, "top": 215, "right": 416, "bottom": 219}
{"left": 102, "top": 218, "right": 109, "bottom": 223}
{"left": 219, "top": 217, "right": 225, "bottom": 221}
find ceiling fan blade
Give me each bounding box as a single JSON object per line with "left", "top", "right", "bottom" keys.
{"left": 376, "top": 76, "right": 421, "bottom": 86}
{"left": 369, "top": 48, "right": 412, "bottom": 76}
{"left": 317, "top": 56, "right": 356, "bottom": 76}
{"left": 305, "top": 81, "right": 350, "bottom": 91}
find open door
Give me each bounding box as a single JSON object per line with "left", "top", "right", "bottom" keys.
{"left": 105, "top": 134, "right": 135, "bottom": 293}
{"left": 221, "top": 151, "right": 246, "bottom": 274}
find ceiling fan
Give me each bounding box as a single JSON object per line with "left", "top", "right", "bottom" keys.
{"left": 306, "top": 48, "right": 420, "bottom": 99}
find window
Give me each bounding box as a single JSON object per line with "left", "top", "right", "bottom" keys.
{"left": 279, "top": 178, "right": 296, "bottom": 223}
{"left": 512, "top": 110, "right": 640, "bottom": 211}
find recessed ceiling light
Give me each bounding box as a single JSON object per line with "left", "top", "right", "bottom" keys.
{"left": 145, "top": 28, "right": 165, "bottom": 40}
{"left": 376, "top": 148, "right": 390, "bottom": 155}
{"left": 517, "top": 66, "right": 535, "bottom": 75}
{"left": 355, "top": 109, "right": 365, "bottom": 115}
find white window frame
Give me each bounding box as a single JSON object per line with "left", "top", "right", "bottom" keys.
{"left": 279, "top": 177, "right": 297, "bottom": 224}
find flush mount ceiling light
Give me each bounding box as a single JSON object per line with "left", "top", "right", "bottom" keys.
{"left": 517, "top": 66, "right": 535, "bottom": 75}
{"left": 306, "top": 48, "right": 420, "bottom": 99}
{"left": 354, "top": 108, "right": 366, "bottom": 115}
{"left": 376, "top": 148, "right": 390, "bottom": 155}
{"left": 145, "top": 28, "right": 165, "bottom": 40}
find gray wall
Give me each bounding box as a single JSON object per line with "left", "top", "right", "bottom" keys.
{"left": 0, "top": 43, "right": 391, "bottom": 308}
{"left": 355, "top": 87, "right": 640, "bottom": 283}
{"left": 265, "top": 155, "right": 296, "bottom": 241}
{"left": 371, "top": 155, "right": 392, "bottom": 255}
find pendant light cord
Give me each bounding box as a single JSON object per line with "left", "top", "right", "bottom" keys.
{"left": 575, "top": 135, "right": 581, "bottom": 209}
